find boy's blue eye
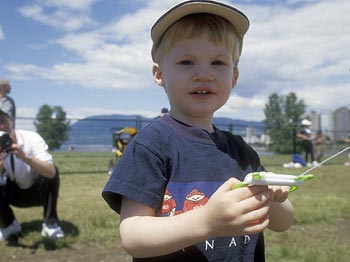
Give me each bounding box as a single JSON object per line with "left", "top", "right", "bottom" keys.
{"left": 212, "top": 60, "right": 225, "bottom": 66}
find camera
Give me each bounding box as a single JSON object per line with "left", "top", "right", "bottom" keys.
{"left": 0, "top": 131, "right": 12, "bottom": 153}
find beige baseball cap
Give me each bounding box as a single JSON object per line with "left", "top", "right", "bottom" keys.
{"left": 151, "top": 0, "right": 250, "bottom": 46}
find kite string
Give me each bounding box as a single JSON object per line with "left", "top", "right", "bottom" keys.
{"left": 298, "top": 146, "right": 350, "bottom": 177}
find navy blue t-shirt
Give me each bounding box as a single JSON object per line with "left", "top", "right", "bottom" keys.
{"left": 103, "top": 114, "right": 265, "bottom": 261}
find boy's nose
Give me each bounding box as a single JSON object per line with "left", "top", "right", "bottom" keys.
{"left": 192, "top": 67, "right": 214, "bottom": 82}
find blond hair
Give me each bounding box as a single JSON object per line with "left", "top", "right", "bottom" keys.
{"left": 151, "top": 13, "right": 242, "bottom": 65}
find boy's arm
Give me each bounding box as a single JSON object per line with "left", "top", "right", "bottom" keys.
{"left": 120, "top": 197, "right": 210, "bottom": 258}
{"left": 120, "top": 178, "right": 273, "bottom": 258}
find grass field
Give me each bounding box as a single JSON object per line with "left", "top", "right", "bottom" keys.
{"left": 0, "top": 151, "right": 349, "bottom": 261}
{"left": 260, "top": 154, "right": 350, "bottom": 261}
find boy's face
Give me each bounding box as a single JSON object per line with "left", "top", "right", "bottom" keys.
{"left": 153, "top": 33, "right": 238, "bottom": 124}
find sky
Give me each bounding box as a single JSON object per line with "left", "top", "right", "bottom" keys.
{"left": 0, "top": 0, "right": 349, "bottom": 128}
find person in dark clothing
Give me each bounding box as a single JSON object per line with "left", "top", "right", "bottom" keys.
{"left": 297, "top": 119, "right": 316, "bottom": 165}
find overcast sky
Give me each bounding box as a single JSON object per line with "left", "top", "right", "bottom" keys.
{"left": 0, "top": 0, "right": 349, "bottom": 126}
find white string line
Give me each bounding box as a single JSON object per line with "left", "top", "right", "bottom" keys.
{"left": 298, "top": 146, "right": 350, "bottom": 177}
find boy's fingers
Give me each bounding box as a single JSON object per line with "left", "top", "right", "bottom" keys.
{"left": 244, "top": 214, "right": 270, "bottom": 234}
{"left": 215, "top": 178, "right": 270, "bottom": 204}
{"left": 218, "top": 177, "right": 241, "bottom": 193}
{"left": 239, "top": 189, "right": 272, "bottom": 214}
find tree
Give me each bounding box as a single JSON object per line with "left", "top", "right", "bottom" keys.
{"left": 263, "top": 92, "right": 306, "bottom": 154}
{"left": 34, "top": 104, "right": 70, "bottom": 150}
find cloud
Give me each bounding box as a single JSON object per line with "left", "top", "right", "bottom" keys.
{"left": 7, "top": 0, "right": 350, "bottom": 121}
{"left": 9, "top": 0, "right": 161, "bottom": 89}
{"left": 234, "top": 0, "right": 350, "bottom": 115}
{"left": 39, "top": 0, "right": 97, "bottom": 11}
{"left": 18, "top": 0, "right": 98, "bottom": 31}
{"left": 6, "top": 42, "right": 154, "bottom": 89}
{"left": 217, "top": 93, "right": 267, "bottom": 121}
{"left": 242, "top": 1, "right": 350, "bottom": 81}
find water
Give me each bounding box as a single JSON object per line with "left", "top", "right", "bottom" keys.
{"left": 60, "top": 144, "right": 113, "bottom": 152}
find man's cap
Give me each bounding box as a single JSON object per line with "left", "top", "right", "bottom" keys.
{"left": 151, "top": 0, "right": 250, "bottom": 45}
{"left": 0, "top": 79, "right": 10, "bottom": 87}
{"left": 301, "top": 119, "right": 312, "bottom": 126}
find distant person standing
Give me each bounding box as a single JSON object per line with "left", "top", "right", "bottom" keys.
{"left": 159, "top": 107, "right": 168, "bottom": 117}
{"left": 297, "top": 119, "right": 316, "bottom": 165}
{"left": 154, "top": 107, "right": 169, "bottom": 119}
{"left": 315, "top": 130, "right": 324, "bottom": 163}
{"left": 0, "top": 79, "right": 16, "bottom": 127}
{"left": 344, "top": 132, "right": 350, "bottom": 167}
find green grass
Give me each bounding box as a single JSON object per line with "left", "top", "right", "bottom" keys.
{"left": 0, "top": 152, "right": 349, "bottom": 261}
{"left": 261, "top": 154, "right": 350, "bottom": 261}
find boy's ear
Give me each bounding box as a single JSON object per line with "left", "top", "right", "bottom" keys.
{"left": 232, "top": 67, "right": 239, "bottom": 89}
{"left": 152, "top": 63, "right": 164, "bottom": 86}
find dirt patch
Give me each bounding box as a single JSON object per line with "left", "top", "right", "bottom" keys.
{"left": 1, "top": 243, "right": 131, "bottom": 262}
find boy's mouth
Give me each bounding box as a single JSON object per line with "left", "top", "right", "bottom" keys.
{"left": 192, "top": 90, "right": 211, "bottom": 94}
{"left": 190, "top": 87, "right": 215, "bottom": 95}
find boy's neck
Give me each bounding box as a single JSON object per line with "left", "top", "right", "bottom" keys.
{"left": 169, "top": 112, "right": 214, "bottom": 132}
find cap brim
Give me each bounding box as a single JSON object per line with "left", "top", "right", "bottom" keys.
{"left": 151, "top": 0, "right": 249, "bottom": 45}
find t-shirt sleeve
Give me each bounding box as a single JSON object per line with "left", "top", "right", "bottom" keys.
{"left": 223, "top": 131, "right": 265, "bottom": 172}
{"left": 102, "top": 137, "right": 168, "bottom": 214}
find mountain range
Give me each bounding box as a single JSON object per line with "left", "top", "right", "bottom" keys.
{"left": 61, "top": 114, "right": 264, "bottom": 151}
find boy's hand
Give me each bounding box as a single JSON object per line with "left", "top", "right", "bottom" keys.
{"left": 200, "top": 178, "right": 273, "bottom": 238}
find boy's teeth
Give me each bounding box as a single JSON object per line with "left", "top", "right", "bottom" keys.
{"left": 195, "top": 91, "right": 208, "bottom": 94}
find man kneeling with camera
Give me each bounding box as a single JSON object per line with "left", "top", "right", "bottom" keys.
{"left": 0, "top": 109, "right": 64, "bottom": 241}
